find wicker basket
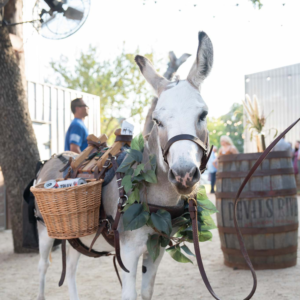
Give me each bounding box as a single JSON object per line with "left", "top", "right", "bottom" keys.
{"left": 30, "top": 179, "right": 103, "bottom": 239}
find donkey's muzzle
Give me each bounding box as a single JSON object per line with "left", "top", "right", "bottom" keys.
{"left": 168, "top": 164, "right": 200, "bottom": 194}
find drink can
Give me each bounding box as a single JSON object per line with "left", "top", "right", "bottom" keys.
{"left": 56, "top": 178, "right": 87, "bottom": 188}
{"left": 44, "top": 180, "right": 58, "bottom": 189}
{"left": 44, "top": 178, "right": 87, "bottom": 189}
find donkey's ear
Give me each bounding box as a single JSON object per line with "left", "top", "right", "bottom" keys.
{"left": 135, "top": 55, "right": 169, "bottom": 96}
{"left": 187, "top": 31, "right": 213, "bottom": 89}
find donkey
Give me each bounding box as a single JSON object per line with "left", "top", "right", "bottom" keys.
{"left": 36, "top": 31, "right": 213, "bottom": 300}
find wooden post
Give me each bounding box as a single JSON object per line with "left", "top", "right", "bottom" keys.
{"left": 71, "top": 134, "right": 108, "bottom": 169}
{"left": 96, "top": 129, "right": 131, "bottom": 170}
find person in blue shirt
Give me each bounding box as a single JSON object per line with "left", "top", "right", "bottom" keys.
{"left": 65, "top": 98, "right": 89, "bottom": 153}
{"left": 207, "top": 146, "right": 218, "bottom": 193}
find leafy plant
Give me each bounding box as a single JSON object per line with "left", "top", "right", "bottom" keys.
{"left": 119, "top": 134, "right": 218, "bottom": 264}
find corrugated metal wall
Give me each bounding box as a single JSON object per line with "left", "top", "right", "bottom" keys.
{"left": 244, "top": 63, "right": 300, "bottom": 153}
{"left": 27, "top": 81, "right": 101, "bottom": 159}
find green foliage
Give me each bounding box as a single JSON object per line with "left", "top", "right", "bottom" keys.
{"left": 123, "top": 203, "right": 150, "bottom": 231}
{"left": 131, "top": 134, "right": 145, "bottom": 152}
{"left": 142, "top": 169, "right": 157, "bottom": 184}
{"left": 49, "top": 46, "right": 154, "bottom": 144}
{"left": 166, "top": 245, "right": 192, "bottom": 264}
{"left": 207, "top": 103, "right": 244, "bottom": 153}
{"left": 118, "top": 135, "right": 217, "bottom": 264}
{"left": 150, "top": 210, "right": 172, "bottom": 236}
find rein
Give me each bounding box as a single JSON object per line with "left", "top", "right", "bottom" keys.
{"left": 162, "top": 118, "right": 300, "bottom": 300}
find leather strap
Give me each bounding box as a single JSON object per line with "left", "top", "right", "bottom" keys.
{"left": 113, "top": 255, "right": 122, "bottom": 287}
{"left": 148, "top": 203, "right": 185, "bottom": 219}
{"left": 189, "top": 118, "right": 300, "bottom": 300}
{"left": 111, "top": 156, "right": 130, "bottom": 273}
{"left": 115, "top": 135, "right": 133, "bottom": 142}
{"left": 58, "top": 240, "right": 66, "bottom": 287}
{"left": 68, "top": 238, "right": 111, "bottom": 258}
{"left": 163, "top": 134, "right": 207, "bottom": 160}
{"left": 162, "top": 133, "right": 212, "bottom": 174}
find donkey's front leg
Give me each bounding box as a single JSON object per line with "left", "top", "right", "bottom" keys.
{"left": 141, "top": 247, "right": 165, "bottom": 300}
{"left": 66, "top": 245, "right": 81, "bottom": 300}
{"left": 37, "top": 222, "right": 55, "bottom": 300}
{"left": 120, "top": 230, "right": 148, "bottom": 300}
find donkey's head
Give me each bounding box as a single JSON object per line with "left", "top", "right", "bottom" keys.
{"left": 136, "top": 32, "right": 213, "bottom": 195}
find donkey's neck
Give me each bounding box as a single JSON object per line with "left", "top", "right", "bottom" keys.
{"left": 142, "top": 126, "right": 181, "bottom": 207}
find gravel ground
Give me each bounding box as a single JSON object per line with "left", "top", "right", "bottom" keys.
{"left": 0, "top": 194, "right": 299, "bottom": 300}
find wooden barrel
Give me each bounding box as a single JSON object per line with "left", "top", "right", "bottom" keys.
{"left": 216, "top": 151, "right": 298, "bottom": 270}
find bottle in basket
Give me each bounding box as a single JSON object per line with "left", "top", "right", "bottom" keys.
{"left": 44, "top": 178, "right": 87, "bottom": 189}
{"left": 44, "top": 180, "right": 57, "bottom": 189}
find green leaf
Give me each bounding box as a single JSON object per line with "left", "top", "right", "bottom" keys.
{"left": 131, "top": 134, "right": 144, "bottom": 152}
{"left": 149, "top": 154, "right": 157, "bottom": 171}
{"left": 172, "top": 216, "right": 190, "bottom": 228}
{"left": 198, "top": 230, "right": 213, "bottom": 242}
{"left": 181, "top": 244, "right": 195, "bottom": 257}
{"left": 116, "top": 155, "right": 135, "bottom": 173}
{"left": 197, "top": 199, "right": 218, "bottom": 216}
{"left": 197, "top": 186, "right": 218, "bottom": 216}
{"left": 143, "top": 169, "right": 157, "bottom": 184}
{"left": 147, "top": 234, "right": 161, "bottom": 262}
{"left": 197, "top": 186, "right": 209, "bottom": 200}
{"left": 128, "top": 188, "right": 140, "bottom": 204}
{"left": 151, "top": 209, "right": 172, "bottom": 236}
{"left": 125, "top": 168, "right": 134, "bottom": 176}
{"left": 123, "top": 203, "right": 150, "bottom": 231}
{"left": 122, "top": 203, "right": 132, "bottom": 212}
{"left": 122, "top": 175, "right": 133, "bottom": 194}
{"left": 166, "top": 245, "right": 192, "bottom": 263}
{"left": 160, "top": 236, "right": 170, "bottom": 248}
{"left": 134, "top": 163, "right": 144, "bottom": 176}
{"left": 132, "top": 175, "right": 144, "bottom": 182}
{"left": 200, "top": 215, "right": 217, "bottom": 231}
{"left": 126, "top": 149, "right": 143, "bottom": 163}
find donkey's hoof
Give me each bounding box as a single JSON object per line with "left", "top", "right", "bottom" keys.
{"left": 36, "top": 296, "right": 46, "bottom": 300}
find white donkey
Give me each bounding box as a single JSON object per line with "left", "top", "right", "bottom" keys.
{"left": 36, "top": 31, "right": 213, "bottom": 300}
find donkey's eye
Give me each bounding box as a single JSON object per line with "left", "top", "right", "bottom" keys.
{"left": 153, "top": 118, "right": 163, "bottom": 127}
{"left": 199, "top": 111, "right": 208, "bottom": 122}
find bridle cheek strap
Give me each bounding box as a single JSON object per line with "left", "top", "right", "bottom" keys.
{"left": 162, "top": 134, "right": 213, "bottom": 174}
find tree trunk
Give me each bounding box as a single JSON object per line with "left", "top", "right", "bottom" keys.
{"left": 142, "top": 52, "right": 191, "bottom": 136}
{"left": 4, "top": 0, "right": 27, "bottom": 98}
{"left": 0, "top": 25, "right": 40, "bottom": 253}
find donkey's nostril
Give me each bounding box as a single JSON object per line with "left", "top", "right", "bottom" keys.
{"left": 190, "top": 166, "right": 200, "bottom": 184}
{"left": 168, "top": 169, "right": 176, "bottom": 182}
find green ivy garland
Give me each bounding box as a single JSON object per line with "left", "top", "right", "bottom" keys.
{"left": 117, "top": 134, "right": 218, "bottom": 263}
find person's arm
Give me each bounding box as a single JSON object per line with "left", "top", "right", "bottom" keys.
{"left": 70, "top": 143, "right": 81, "bottom": 154}
{"left": 212, "top": 158, "right": 218, "bottom": 169}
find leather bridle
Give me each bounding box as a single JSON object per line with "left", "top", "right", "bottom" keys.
{"left": 162, "top": 132, "right": 213, "bottom": 174}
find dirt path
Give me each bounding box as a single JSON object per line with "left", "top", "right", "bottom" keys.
{"left": 1, "top": 194, "right": 300, "bottom": 300}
